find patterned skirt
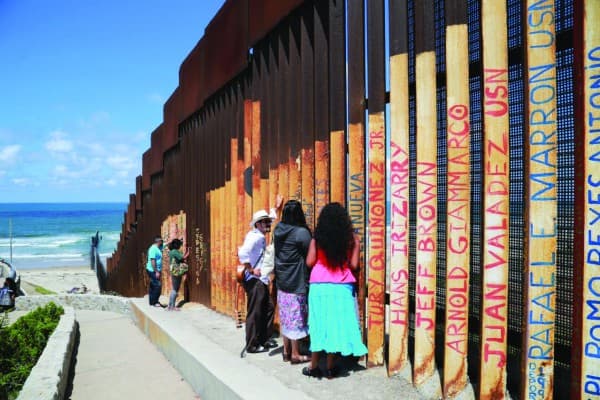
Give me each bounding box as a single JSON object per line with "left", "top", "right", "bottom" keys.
{"left": 277, "top": 290, "right": 309, "bottom": 340}
{"left": 308, "top": 283, "right": 367, "bottom": 356}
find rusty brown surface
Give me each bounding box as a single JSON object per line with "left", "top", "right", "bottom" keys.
{"left": 347, "top": 0, "right": 366, "bottom": 347}
{"left": 366, "top": 0, "right": 385, "bottom": 368}
{"left": 301, "top": 147, "right": 315, "bottom": 230}
{"left": 248, "top": 0, "right": 304, "bottom": 45}
{"left": 329, "top": 130, "right": 345, "bottom": 205}
{"left": 202, "top": 1, "right": 248, "bottom": 105}
{"left": 162, "top": 87, "right": 182, "bottom": 151}
{"left": 104, "top": 4, "right": 583, "bottom": 398}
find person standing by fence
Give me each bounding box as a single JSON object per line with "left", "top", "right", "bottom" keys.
{"left": 167, "top": 238, "right": 189, "bottom": 311}
{"left": 238, "top": 196, "right": 283, "bottom": 354}
{"left": 146, "top": 236, "right": 164, "bottom": 307}
{"left": 273, "top": 200, "right": 311, "bottom": 364}
{"left": 302, "top": 202, "right": 367, "bottom": 379}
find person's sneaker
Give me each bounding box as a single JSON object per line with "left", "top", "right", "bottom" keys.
{"left": 247, "top": 345, "right": 267, "bottom": 353}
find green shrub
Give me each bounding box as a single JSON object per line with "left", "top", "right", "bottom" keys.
{"left": 0, "top": 302, "right": 64, "bottom": 400}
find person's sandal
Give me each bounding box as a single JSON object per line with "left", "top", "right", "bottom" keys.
{"left": 325, "top": 367, "right": 337, "bottom": 380}
{"left": 302, "top": 366, "right": 322, "bottom": 378}
{"left": 291, "top": 355, "right": 311, "bottom": 364}
{"left": 282, "top": 353, "right": 291, "bottom": 362}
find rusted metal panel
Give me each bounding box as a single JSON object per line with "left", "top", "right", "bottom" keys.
{"left": 163, "top": 87, "right": 182, "bottom": 150}
{"left": 141, "top": 151, "right": 152, "bottom": 191}
{"left": 443, "top": 0, "right": 472, "bottom": 397}
{"left": 252, "top": 97, "right": 262, "bottom": 211}
{"left": 329, "top": 0, "right": 345, "bottom": 205}
{"left": 387, "top": 0, "right": 411, "bottom": 380}
{"left": 136, "top": 176, "right": 143, "bottom": 211}
{"left": 244, "top": 99, "right": 253, "bottom": 223}
{"left": 479, "top": 1, "right": 510, "bottom": 398}
{"left": 197, "top": 114, "right": 212, "bottom": 306}
{"left": 248, "top": 0, "right": 304, "bottom": 46}
{"left": 179, "top": 40, "right": 206, "bottom": 119}
{"left": 366, "top": 0, "right": 385, "bottom": 368}
{"left": 278, "top": 27, "right": 291, "bottom": 200}
{"left": 347, "top": 0, "right": 366, "bottom": 346}
{"left": 128, "top": 194, "right": 136, "bottom": 230}
{"left": 521, "top": 1, "right": 558, "bottom": 400}
{"left": 202, "top": 0, "right": 249, "bottom": 107}
{"left": 264, "top": 37, "right": 277, "bottom": 187}
{"left": 300, "top": 4, "right": 315, "bottom": 229}
{"left": 209, "top": 189, "right": 216, "bottom": 309}
{"left": 143, "top": 125, "right": 165, "bottom": 186}
{"left": 314, "top": 1, "right": 329, "bottom": 217}
{"left": 287, "top": 20, "right": 302, "bottom": 202}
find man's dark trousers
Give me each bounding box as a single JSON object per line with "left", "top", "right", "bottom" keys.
{"left": 243, "top": 278, "right": 274, "bottom": 348}
{"left": 147, "top": 270, "right": 161, "bottom": 305}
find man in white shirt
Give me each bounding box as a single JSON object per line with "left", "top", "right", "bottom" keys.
{"left": 239, "top": 196, "right": 282, "bottom": 354}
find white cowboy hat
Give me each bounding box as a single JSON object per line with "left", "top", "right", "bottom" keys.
{"left": 249, "top": 210, "right": 273, "bottom": 228}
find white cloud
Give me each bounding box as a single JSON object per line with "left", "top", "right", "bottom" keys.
{"left": 45, "top": 131, "right": 73, "bottom": 153}
{"left": 83, "top": 143, "right": 105, "bottom": 155}
{"left": 53, "top": 164, "right": 69, "bottom": 176}
{"left": 107, "top": 155, "right": 136, "bottom": 171}
{"left": 12, "top": 178, "right": 29, "bottom": 186}
{"left": 0, "top": 145, "right": 21, "bottom": 163}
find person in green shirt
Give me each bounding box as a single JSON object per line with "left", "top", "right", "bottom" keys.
{"left": 167, "top": 238, "right": 189, "bottom": 311}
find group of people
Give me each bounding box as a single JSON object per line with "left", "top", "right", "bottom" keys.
{"left": 239, "top": 198, "right": 367, "bottom": 379}
{"left": 146, "top": 235, "right": 189, "bottom": 311}
{"left": 143, "top": 198, "right": 368, "bottom": 379}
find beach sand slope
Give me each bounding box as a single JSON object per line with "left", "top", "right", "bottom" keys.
{"left": 19, "top": 266, "right": 100, "bottom": 295}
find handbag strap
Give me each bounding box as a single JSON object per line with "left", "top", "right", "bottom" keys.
{"left": 252, "top": 247, "right": 265, "bottom": 269}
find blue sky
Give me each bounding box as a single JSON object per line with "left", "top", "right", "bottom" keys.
{"left": 0, "top": 0, "right": 224, "bottom": 202}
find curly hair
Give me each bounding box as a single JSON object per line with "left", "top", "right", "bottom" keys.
{"left": 314, "top": 202, "right": 354, "bottom": 269}
{"left": 281, "top": 200, "right": 309, "bottom": 231}
{"left": 168, "top": 238, "right": 183, "bottom": 251}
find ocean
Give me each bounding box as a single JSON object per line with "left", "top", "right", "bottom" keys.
{"left": 0, "top": 203, "right": 126, "bottom": 270}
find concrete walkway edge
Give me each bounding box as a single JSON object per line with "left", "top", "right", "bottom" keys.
{"left": 17, "top": 306, "right": 78, "bottom": 400}
{"left": 130, "top": 300, "right": 313, "bottom": 400}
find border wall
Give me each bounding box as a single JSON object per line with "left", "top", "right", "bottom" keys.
{"left": 105, "top": 1, "right": 599, "bottom": 398}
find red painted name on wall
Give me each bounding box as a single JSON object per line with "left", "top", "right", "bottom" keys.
{"left": 368, "top": 128, "right": 385, "bottom": 328}
{"left": 389, "top": 140, "right": 410, "bottom": 327}
{"left": 446, "top": 266, "right": 469, "bottom": 355}
{"left": 447, "top": 103, "right": 470, "bottom": 256}
{"left": 416, "top": 263, "right": 435, "bottom": 330}
{"left": 483, "top": 283, "right": 508, "bottom": 367}
{"left": 390, "top": 141, "right": 409, "bottom": 257}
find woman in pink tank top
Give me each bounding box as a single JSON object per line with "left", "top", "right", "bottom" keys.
{"left": 302, "top": 203, "right": 367, "bottom": 379}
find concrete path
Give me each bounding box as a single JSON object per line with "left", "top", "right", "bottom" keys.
{"left": 67, "top": 310, "right": 199, "bottom": 400}
{"left": 130, "top": 298, "right": 425, "bottom": 400}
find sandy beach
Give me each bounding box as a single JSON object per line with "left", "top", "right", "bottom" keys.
{"left": 18, "top": 266, "right": 100, "bottom": 295}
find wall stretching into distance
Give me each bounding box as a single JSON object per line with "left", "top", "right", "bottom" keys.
{"left": 105, "top": 0, "right": 594, "bottom": 398}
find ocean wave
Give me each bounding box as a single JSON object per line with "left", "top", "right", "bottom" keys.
{"left": 11, "top": 253, "right": 85, "bottom": 259}
{"left": 0, "top": 233, "right": 117, "bottom": 245}
{"left": 0, "top": 237, "right": 85, "bottom": 248}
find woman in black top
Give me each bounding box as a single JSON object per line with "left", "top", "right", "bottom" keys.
{"left": 273, "top": 200, "right": 311, "bottom": 364}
